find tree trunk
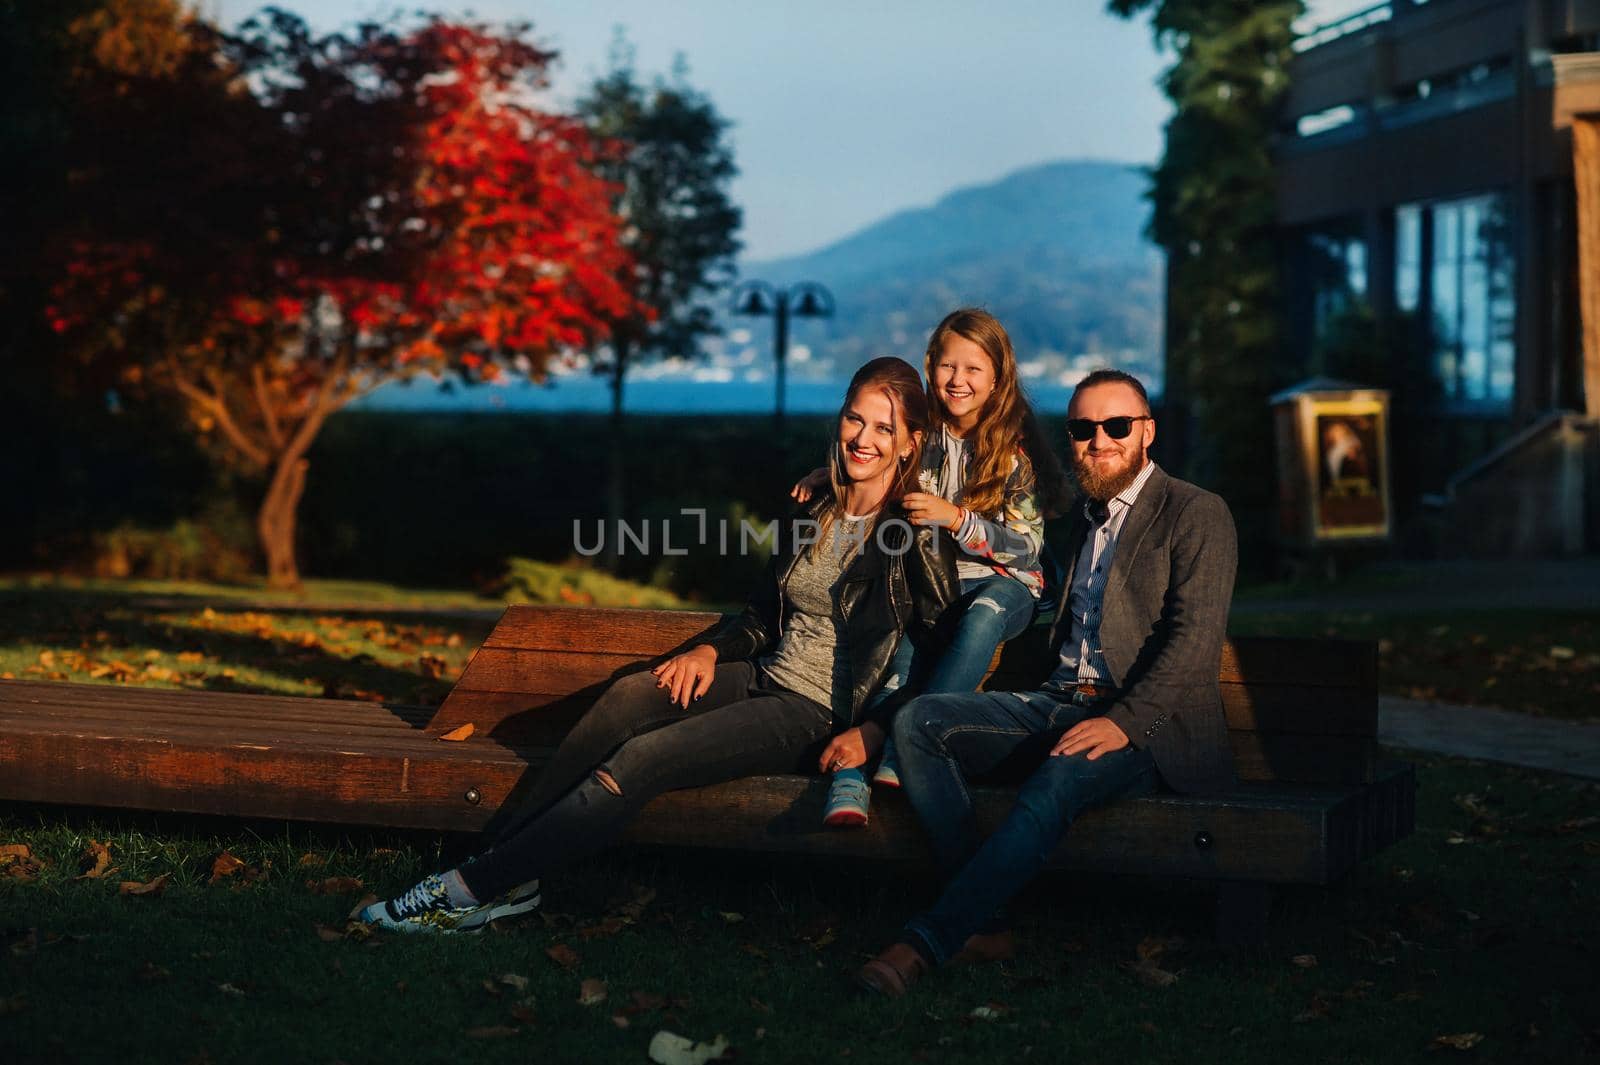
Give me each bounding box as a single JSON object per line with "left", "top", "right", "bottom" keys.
{"left": 257, "top": 450, "right": 310, "bottom": 589}
{"left": 1573, "top": 115, "right": 1600, "bottom": 416}
{"left": 602, "top": 341, "right": 630, "bottom": 573}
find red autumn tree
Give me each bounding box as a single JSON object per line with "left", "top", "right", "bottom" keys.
{"left": 51, "top": 10, "right": 642, "bottom": 586}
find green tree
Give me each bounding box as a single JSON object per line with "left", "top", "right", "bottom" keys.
{"left": 1108, "top": 0, "right": 1301, "bottom": 544}
{"left": 577, "top": 34, "right": 742, "bottom": 569}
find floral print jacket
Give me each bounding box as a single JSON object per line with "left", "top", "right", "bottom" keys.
{"left": 918, "top": 431, "right": 1046, "bottom": 597}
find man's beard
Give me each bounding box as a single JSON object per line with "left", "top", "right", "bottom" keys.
{"left": 1073, "top": 446, "right": 1146, "bottom": 502}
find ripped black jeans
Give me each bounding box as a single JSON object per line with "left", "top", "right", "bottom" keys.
{"left": 458, "top": 661, "right": 833, "bottom": 901}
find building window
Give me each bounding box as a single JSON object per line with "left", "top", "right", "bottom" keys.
{"left": 1393, "top": 193, "right": 1514, "bottom": 408}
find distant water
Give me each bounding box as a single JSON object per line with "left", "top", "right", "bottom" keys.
{"left": 354, "top": 374, "right": 1101, "bottom": 416}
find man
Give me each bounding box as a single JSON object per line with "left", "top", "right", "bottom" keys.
{"left": 856, "top": 368, "right": 1238, "bottom": 996}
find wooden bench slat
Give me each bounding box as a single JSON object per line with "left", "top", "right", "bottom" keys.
{"left": 481, "top": 607, "right": 720, "bottom": 657}
{"left": 0, "top": 683, "right": 433, "bottom": 730}
{"left": 450, "top": 648, "right": 645, "bottom": 699}
{"left": 0, "top": 712, "right": 1412, "bottom": 884}
{"left": 0, "top": 680, "right": 433, "bottom": 724}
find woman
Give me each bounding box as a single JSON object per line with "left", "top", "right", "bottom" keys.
{"left": 355, "top": 357, "right": 958, "bottom": 933}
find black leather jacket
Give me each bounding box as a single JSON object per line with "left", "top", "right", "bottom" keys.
{"left": 700, "top": 494, "right": 959, "bottom": 730}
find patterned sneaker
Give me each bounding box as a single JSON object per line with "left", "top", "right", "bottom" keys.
{"left": 823, "top": 768, "right": 871, "bottom": 827}
{"left": 352, "top": 873, "right": 492, "bottom": 935}
{"left": 871, "top": 739, "right": 901, "bottom": 789}
{"left": 483, "top": 878, "right": 542, "bottom": 924}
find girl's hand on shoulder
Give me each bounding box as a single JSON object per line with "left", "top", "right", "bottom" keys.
{"left": 817, "top": 722, "right": 885, "bottom": 773}
{"left": 650, "top": 644, "right": 717, "bottom": 708}
{"left": 789, "top": 467, "right": 829, "bottom": 503}
{"left": 902, "top": 491, "right": 962, "bottom": 530}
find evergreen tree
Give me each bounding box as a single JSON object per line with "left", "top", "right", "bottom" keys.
{"left": 1109, "top": 0, "right": 1301, "bottom": 544}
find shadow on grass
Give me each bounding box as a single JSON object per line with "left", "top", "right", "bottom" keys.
{"left": 0, "top": 587, "right": 489, "bottom": 709}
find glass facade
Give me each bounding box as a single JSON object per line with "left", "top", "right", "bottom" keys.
{"left": 1394, "top": 193, "right": 1515, "bottom": 408}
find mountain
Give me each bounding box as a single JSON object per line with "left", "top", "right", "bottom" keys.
{"left": 736, "top": 160, "right": 1164, "bottom": 388}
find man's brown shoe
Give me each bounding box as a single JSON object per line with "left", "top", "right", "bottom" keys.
{"left": 855, "top": 942, "right": 929, "bottom": 998}
{"left": 951, "top": 929, "right": 1015, "bottom": 966}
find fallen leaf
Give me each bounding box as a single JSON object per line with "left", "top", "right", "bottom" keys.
{"left": 612, "top": 1014, "right": 631, "bottom": 1029}
{"left": 747, "top": 997, "right": 772, "bottom": 1015}
{"left": 209, "top": 852, "right": 246, "bottom": 885}
{"left": 1293, "top": 993, "right": 1334, "bottom": 1023}
{"left": 419, "top": 653, "right": 449, "bottom": 679}
{"left": 969, "top": 1005, "right": 1002, "bottom": 1020}
{"left": 1291, "top": 954, "right": 1318, "bottom": 968}
{"left": 545, "top": 943, "right": 579, "bottom": 970}
{"left": 77, "top": 839, "right": 115, "bottom": 880}
{"left": 119, "top": 873, "right": 170, "bottom": 897}
{"left": 0, "top": 845, "right": 43, "bottom": 882}
{"left": 1431, "top": 1032, "right": 1485, "bottom": 1051}
{"left": 217, "top": 983, "right": 245, "bottom": 998}
{"left": 719, "top": 911, "right": 744, "bottom": 924}
{"left": 1549, "top": 646, "right": 1575, "bottom": 660}
{"left": 1120, "top": 960, "right": 1178, "bottom": 988}
{"left": 0, "top": 996, "right": 25, "bottom": 1016}
{"left": 313, "top": 924, "right": 345, "bottom": 943}
{"left": 498, "top": 973, "right": 529, "bottom": 992}
{"left": 438, "top": 723, "right": 475, "bottom": 742}
{"left": 136, "top": 962, "right": 172, "bottom": 983}
{"left": 297, "top": 853, "right": 326, "bottom": 868}
{"left": 647, "top": 1030, "right": 732, "bottom": 1065}
{"left": 579, "top": 978, "right": 608, "bottom": 1006}
{"left": 306, "top": 876, "right": 363, "bottom": 895}
{"left": 465, "top": 1026, "right": 520, "bottom": 1039}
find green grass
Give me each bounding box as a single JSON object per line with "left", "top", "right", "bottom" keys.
{"left": 0, "top": 569, "right": 690, "bottom": 706}
{"left": 2, "top": 755, "right": 1596, "bottom": 1064}
{"left": 1229, "top": 609, "right": 1600, "bottom": 721}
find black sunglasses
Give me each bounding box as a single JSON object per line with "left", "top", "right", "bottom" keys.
{"left": 1066, "top": 415, "right": 1151, "bottom": 442}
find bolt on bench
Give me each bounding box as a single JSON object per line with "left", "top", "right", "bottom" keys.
{"left": 0, "top": 604, "right": 1414, "bottom": 943}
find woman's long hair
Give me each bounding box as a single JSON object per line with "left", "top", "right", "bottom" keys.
{"left": 924, "top": 308, "right": 1070, "bottom": 519}
{"left": 817, "top": 356, "right": 930, "bottom": 549}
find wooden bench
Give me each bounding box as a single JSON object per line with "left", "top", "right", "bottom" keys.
{"left": 0, "top": 605, "right": 1414, "bottom": 942}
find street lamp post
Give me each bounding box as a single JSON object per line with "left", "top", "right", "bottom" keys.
{"left": 731, "top": 280, "right": 835, "bottom": 425}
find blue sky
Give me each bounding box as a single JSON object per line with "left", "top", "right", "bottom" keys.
{"left": 210, "top": 1, "right": 1367, "bottom": 262}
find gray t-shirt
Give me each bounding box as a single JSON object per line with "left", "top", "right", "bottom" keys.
{"left": 760, "top": 514, "right": 867, "bottom": 719}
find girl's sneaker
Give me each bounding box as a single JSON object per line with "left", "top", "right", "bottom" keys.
{"left": 871, "top": 739, "right": 901, "bottom": 789}
{"left": 822, "top": 768, "right": 871, "bottom": 827}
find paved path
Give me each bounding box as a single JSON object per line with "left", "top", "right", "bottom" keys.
{"left": 1380, "top": 695, "right": 1600, "bottom": 780}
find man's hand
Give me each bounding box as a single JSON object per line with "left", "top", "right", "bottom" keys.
{"left": 1051, "top": 716, "right": 1129, "bottom": 760}
{"left": 650, "top": 644, "right": 717, "bottom": 708}
{"left": 818, "top": 722, "right": 885, "bottom": 773}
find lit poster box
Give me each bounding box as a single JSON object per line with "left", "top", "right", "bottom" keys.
{"left": 1270, "top": 378, "right": 1392, "bottom": 545}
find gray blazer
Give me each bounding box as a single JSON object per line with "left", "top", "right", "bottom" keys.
{"left": 1044, "top": 465, "right": 1238, "bottom": 795}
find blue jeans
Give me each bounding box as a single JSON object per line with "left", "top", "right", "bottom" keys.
{"left": 891, "top": 688, "right": 1158, "bottom": 965}
{"left": 880, "top": 575, "right": 1036, "bottom": 705}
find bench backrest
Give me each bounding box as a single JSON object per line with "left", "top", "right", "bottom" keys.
{"left": 431, "top": 606, "right": 1379, "bottom": 785}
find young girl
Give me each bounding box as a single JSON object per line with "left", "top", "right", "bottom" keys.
{"left": 795, "top": 308, "right": 1069, "bottom": 825}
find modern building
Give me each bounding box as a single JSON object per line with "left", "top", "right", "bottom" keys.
{"left": 1275, "top": 0, "right": 1600, "bottom": 554}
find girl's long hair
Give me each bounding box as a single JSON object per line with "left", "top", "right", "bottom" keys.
{"left": 818, "top": 356, "right": 930, "bottom": 549}
{"left": 924, "top": 308, "right": 1070, "bottom": 519}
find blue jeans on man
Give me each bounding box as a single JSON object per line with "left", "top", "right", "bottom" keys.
{"left": 891, "top": 687, "right": 1158, "bottom": 965}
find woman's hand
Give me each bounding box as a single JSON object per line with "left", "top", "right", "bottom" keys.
{"left": 650, "top": 644, "right": 717, "bottom": 709}
{"left": 789, "top": 467, "right": 829, "bottom": 503}
{"left": 817, "top": 722, "right": 885, "bottom": 773}
{"left": 902, "top": 491, "right": 962, "bottom": 530}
